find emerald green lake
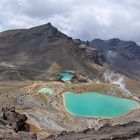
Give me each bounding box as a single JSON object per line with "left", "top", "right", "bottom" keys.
{"left": 38, "top": 88, "right": 54, "bottom": 94}
{"left": 58, "top": 72, "right": 75, "bottom": 82}
{"left": 62, "top": 92, "right": 140, "bottom": 118}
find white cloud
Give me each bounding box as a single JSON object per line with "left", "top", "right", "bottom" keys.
{"left": 0, "top": 0, "right": 140, "bottom": 43}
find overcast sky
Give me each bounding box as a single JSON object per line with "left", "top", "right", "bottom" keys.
{"left": 0, "top": 0, "right": 140, "bottom": 43}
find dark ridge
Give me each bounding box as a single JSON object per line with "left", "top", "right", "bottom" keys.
{"left": 45, "top": 121, "right": 140, "bottom": 140}
{"left": 89, "top": 38, "right": 140, "bottom": 81}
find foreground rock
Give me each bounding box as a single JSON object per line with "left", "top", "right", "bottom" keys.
{"left": 2, "top": 107, "right": 30, "bottom": 132}
{"left": 0, "top": 107, "right": 37, "bottom": 140}
{"left": 45, "top": 121, "right": 140, "bottom": 140}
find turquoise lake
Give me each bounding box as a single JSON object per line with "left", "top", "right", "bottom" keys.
{"left": 62, "top": 92, "right": 140, "bottom": 118}
{"left": 58, "top": 72, "right": 75, "bottom": 82}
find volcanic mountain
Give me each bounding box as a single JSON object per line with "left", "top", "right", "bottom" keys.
{"left": 74, "top": 38, "right": 140, "bottom": 81}
{"left": 0, "top": 23, "right": 103, "bottom": 81}
{"left": 1, "top": 23, "right": 140, "bottom": 81}
{"left": 89, "top": 38, "right": 140, "bottom": 81}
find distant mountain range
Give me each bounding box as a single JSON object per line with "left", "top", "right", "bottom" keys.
{"left": 0, "top": 23, "right": 140, "bottom": 81}
{"left": 74, "top": 38, "right": 140, "bottom": 81}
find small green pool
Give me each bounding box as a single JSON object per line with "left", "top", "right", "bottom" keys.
{"left": 58, "top": 72, "right": 75, "bottom": 82}
{"left": 62, "top": 92, "right": 140, "bottom": 118}
{"left": 38, "top": 88, "right": 54, "bottom": 94}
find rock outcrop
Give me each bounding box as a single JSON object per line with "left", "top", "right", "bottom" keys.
{"left": 0, "top": 107, "right": 37, "bottom": 140}
{"left": 2, "top": 107, "right": 30, "bottom": 132}
{"left": 45, "top": 121, "right": 140, "bottom": 140}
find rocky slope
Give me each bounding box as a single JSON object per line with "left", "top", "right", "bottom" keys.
{"left": 74, "top": 38, "right": 140, "bottom": 81}
{"left": 0, "top": 23, "right": 103, "bottom": 81}
{"left": 45, "top": 121, "right": 140, "bottom": 140}
{"left": 0, "top": 81, "right": 140, "bottom": 140}
{"left": 89, "top": 38, "right": 140, "bottom": 81}
{"left": 0, "top": 107, "right": 37, "bottom": 140}
{"left": 2, "top": 23, "right": 139, "bottom": 82}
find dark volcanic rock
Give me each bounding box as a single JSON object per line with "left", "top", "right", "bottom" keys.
{"left": 75, "top": 42, "right": 106, "bottom": 66}
{"left": 90, "top": 38, "right": 140, "bottom": 60}
{"left": 2, "top": 107, "right": 30, "bottom": 132}
{"left": 45, "top": 121, "right": 140, "bottom": 140}
{"left": 0, "top": 107, "right": 36, "bottom": 140}
{"left": 0, "top": 23, "right": 101, "bottom": 81}
{"left": 89, "top": 38, "right": 140, "bottom": 81}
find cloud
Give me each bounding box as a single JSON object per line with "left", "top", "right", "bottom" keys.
{"left": 0, "top": 0, "right": 140, "bottom": 43}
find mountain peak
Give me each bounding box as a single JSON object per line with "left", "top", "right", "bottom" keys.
{"left": 26, "top": 22, "right": 68, "bottom": 39}
{"left": 46, "top": 22, "right": 52, "bottom": 27}
{"left": 38, "top": 22, "right": 53, "bottom": 29}
{"left": 30, "top": 22, "right": 53, "bottom": 29}
{"left": 109, "top": 38, "right": 120, "bottom": 43}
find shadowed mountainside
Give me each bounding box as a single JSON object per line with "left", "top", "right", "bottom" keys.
{"left": 0, "top": 23, "right": 103, "bottom": 81}
{"left": 74, "top": 38, "right": 140, "bottom": 81}
{"left": 89, "top": 38, "right": 140, "bottom": 81}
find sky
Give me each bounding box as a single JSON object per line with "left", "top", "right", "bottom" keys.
{"left": 0, "top": 0, "right": 140, "bottom": 43}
